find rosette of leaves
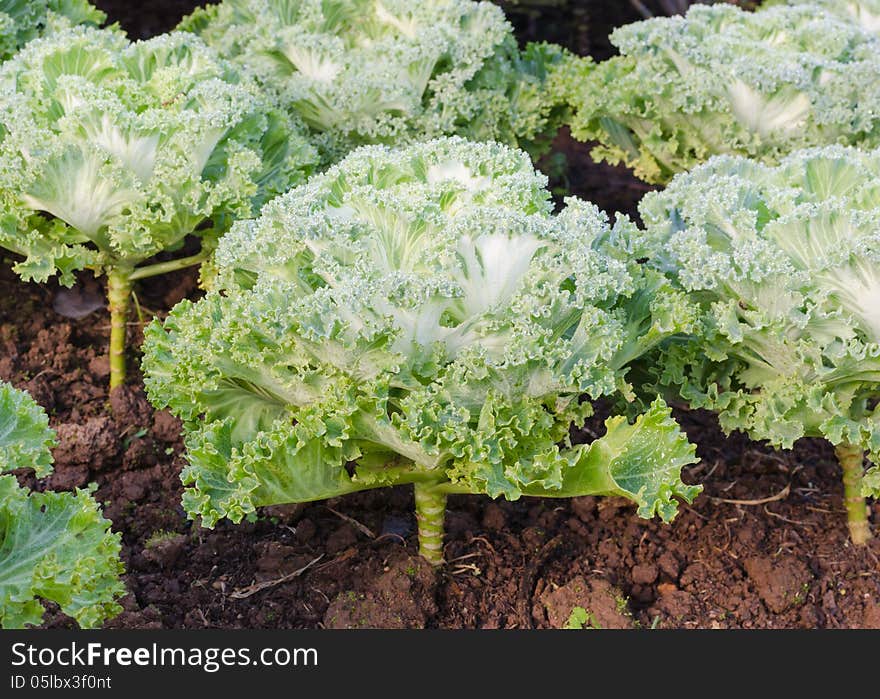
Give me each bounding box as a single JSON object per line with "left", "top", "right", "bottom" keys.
{"left": 0, "top": 0, "right": 105, "bottom": 62}
{"left": 0, "top": 381, "right": 124, "bottom": 628}
{"left": 0, "top": 25, "right": 317, "bottom": 388}
{"left": 178, "top": 0, "right": 572, "bottom": 165}
{"left": 142, "top": 137, "right": 701, "bottom": 565}
{"left": 563, "top": 3, "right": 880, "bottom": 183}
{"left": 635, "top": 145, "right": 880, "bottom": 543}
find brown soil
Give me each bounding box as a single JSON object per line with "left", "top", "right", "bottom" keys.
{"left": 3, "top": 0, "right": 877, "bottom": 630}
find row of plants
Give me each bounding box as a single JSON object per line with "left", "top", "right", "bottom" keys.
{"left": 1, "top": 0, "right": 879, "bottom": 628}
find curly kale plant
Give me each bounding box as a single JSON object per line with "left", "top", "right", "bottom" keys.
{"left": 0, "top": 0, "right": 105, "bottom": 62}
{"left": 0, "top": 381, "right": 124, "bottom": 628}
{"left": 563, "top": 3, "right": 880, "bottom": 183}
{"left": 636, "top": 146, "right": 880, "bottom": 544}
{"left": 179, "top": 0, "right": 571, "bottom": 166}
{"left": 143, "top": 137, "right": 701, "bottom": 565}
{"left": 0, "top": 26, "right": 317, "bottom": 388}
{"left": 765, "top": 1, "right": 880, "bottom": 32}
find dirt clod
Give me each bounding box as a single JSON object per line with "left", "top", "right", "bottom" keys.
{"left": 323, "top": 553, "right": 437, "bottom": 629}
{"left": 143, "top": 534, "right": 188, "bottom": 569}
{"left": 540, "top": 577, "right": 633, "bottom": 629}
{"left": 744, "top": 556, "right": 813, "bottom": 614}
{"left": 632, "top": 563, "right": 659, "bottom": 585}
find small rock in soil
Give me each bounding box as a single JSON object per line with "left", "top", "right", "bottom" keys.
{"left": 630, "top": 584, "right": 655, "bottom": 605}
{"left": 0, "top": 354, "right": 14, "bottom": 381}
{"left": 565, "top": 516, "right": 590, "bottom": 537}
{"left": 24, "top": 376, "right": 55, "bottom": 413}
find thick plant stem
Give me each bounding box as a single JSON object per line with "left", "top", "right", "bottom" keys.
{"left": 835, "top": 443, "right": 871, "bottom": 545}
{"left": 414, "top": 483, "right": 447, "bottom": 566}
{"left": 129, "top": 250, "right": 209, "bottom": 280}
{"left": 107, "top": 270, "right": 132, "bottom": 390}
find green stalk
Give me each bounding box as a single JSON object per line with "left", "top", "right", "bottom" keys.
{"left": 835, "top": 442, "right": 871, "bottom": 545}
{"left": 414, "top": 482, "right": 447, "bottom": 566}
{"left": 129, "top": 250, "right": 210, "bottom": 281}
{"left": 107, "top": 269, "right": 132, "bottom": 390}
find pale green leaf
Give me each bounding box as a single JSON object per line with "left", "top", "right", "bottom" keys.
{"left": 0, "top": 381, "right": 55, "bottom": 478}
{"left": 0, "top": 476, "right": 124, "bottom": 629}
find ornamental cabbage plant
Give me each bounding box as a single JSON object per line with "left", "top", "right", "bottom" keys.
{"left": 178, "top": 0, "right": 571, "bottom": 166}
{"left": 0, "top": 0, "right": 105, "bottom": 62}
{"left": 142, "top": 137, "right": 701, "bottom": 565}
{"left": 765, "top": 1, "right": 880, "bottom": 32}
{"left": 563, "top": 3, "right": 880, "bottom": 184}
{"left": 0, "top": 381, "right": 124, "bottom": 628}
{"left": 0, "top": 26, "right": 317, "bottom": 388}
{"left": 635, "top": 146, "right": 880, "bottom": 544}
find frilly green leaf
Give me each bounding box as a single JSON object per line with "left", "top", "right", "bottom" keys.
{"left": 0, "top": 381, "right": 55, "bottom": 478}
{"left": 0, "top": 382, "right": 124, "bottom": 628}
{"left": 766, "top": 1, "right": 880, "bottom": 33}
{"left": 523, "top": 398, "right": 701, "bottom": 522}
{"left": 0, "top": 0, "right": 105, "bottom": 62}
{"left": 0, "top": 476, "right": 124, "bottom": 629}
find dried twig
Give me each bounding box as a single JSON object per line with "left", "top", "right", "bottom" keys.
{"left": 326, "top": 506, "right": 375, "bottom": 538}
{"left": 230, "top": 554, "right": 324, "bottom": 599}
{"left": 315, "top": 547, "right": 358, "bottom": 570}
{"left": 446, "top": 552, "right": 483, "bottom": 564}
{"left": 763, "top": 505, "right": 814, "bottom": 527}
{"left": 450, "top": 563, "right": 482, "bottom": 577}
{"left": 373, "top": 532, "right": 406, "bottom": 545}
{"left": 806, "top": 505, "right": 844, "bottom": 515}
{"left": 711, "top": 483, "right": 790, "bottom": 506}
